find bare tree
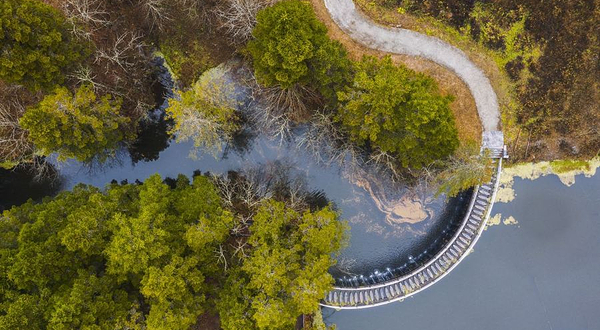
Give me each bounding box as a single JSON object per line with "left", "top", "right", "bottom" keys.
{"left": 216, "top": 0, "right": 279, "bottom": 45}
{"left": 68, "top": 65, "right": 107, "bottom": 92}
{"left": 434, "top": 143, "right": 494, "bottom": 198}
{"left": 0, "top": 85, "right": 59, "bottom": 180}
{"left": 61, "top": 0, "right": 109, "bottom": 40}
{"left": 0, "top": 96, "right": 33, "bottom": 166}
{"left": 214, "top": 244, "right": 228, "bottom": 271}
{"left": 192, "top": 0, "right": 215, "bottom": 22}
{"left": 297, "top": 111, "right": 360, "bottom": 169}
{"left": 232, "top": 240, "right": 249, "bottom": 259}
{"left": 367, "top": 149, "right": 405, "bottom": 183}
{"left": 95, "top": 31, "right": 145, "bottom": 74}
{"left": 139, "top": 0, "right": 171, "bottom": 32}
{"left": 243, "top": 70, "right": 319, "bottom": 142}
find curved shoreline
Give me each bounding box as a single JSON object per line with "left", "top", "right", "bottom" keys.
{"left": 323, "top": 0, "right": 500, "bottom": 132}
{"left": 320, "top": 0, "right": 505, "bottom": 309}
{"left": 322, "top": 157, "right": 502, "bottom": 308}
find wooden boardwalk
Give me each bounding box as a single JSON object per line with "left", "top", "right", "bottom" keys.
{"left": 321, "top": 142, "right": 507, "bottom": 309}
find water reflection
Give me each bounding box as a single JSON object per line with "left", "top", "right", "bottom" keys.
{"left": 0, "top": 164, "right": 63, "bottom": 211}
{"left": 128, "top": 56, "right": 175, "bottom": 164}
{"left": 326, "top": 173, "right": 600, "bottom": 330}
{"left": 45, "top": 119, "right": 469, "bottom": 283}
{"left": 1, "top": 62, "right": 471, "bottom": 284}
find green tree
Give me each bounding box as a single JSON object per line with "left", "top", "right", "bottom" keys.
{"left": 0, "top": 172, "right": 345, "bottom": 329}
{"left": 47, "top": 272, "right": 131, "bottom": 330}
{"left": 166, "top": 67, "right": 239, "bottom": 157}
{"left": 19, "top": 84, "right": 130, "bottom": 162}
{"left": 0, "top": 0, "right": 88, "bottom": 90}
{"left": 217, "top": 200, "right": 346, "bottom": 330}
{"left": 336, "top": 56, "right": 459, "bottom": 168}
{"left": 0, "top": 173, "right": 234, "bottom": 330}
{"left": 141, "top": 256, "right": 206, "bottom": 330}
{"left": 248, "top": 0, "right": 352, "bottom": 98}
{"left": 311, "top": 39, "right": 354, "bottom": 103}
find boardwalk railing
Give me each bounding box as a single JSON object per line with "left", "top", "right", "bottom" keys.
{"left": 321, "top": 140, "right": 506, "bottom": 309}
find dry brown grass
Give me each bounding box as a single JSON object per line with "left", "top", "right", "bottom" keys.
{"left": 309, "top": 0, "right": 482, "bottom": 144}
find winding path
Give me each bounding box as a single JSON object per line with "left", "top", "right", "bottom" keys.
{"left": 320, "top": 0, "right": 507, "bottom": 309}
{"left": 324, "top": 0, "right": 500, "bottom": 132}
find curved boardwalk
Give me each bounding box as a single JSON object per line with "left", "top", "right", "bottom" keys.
{"left": 322, "top": 145, "right": 505, "bottom": 309}
{"left": 320, "top": 0, "right": 507, "bottom": 309}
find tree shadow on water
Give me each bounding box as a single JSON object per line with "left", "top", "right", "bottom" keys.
{"left": 0, "top": 162, "right": 64, "bottom": 211}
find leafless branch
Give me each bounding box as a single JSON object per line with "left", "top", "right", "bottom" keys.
{"left": 216, "top": 0, "right": 279, "bottom": 45}
{"left": 95, "top": 32, "right": 145, "bottom": 74}
{"left": 61, "top": 0, "right": 109, "bottom": 40}
{"left": 232, "top": 240, "right": 249, "bottom": 259}
{"left": 214, "top": 244, "right": 228, "bottom": 271}
{"left": 139, "top": 0, "right": 171, "bottom": 32}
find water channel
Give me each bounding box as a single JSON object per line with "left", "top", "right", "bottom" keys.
{"left": 0, "top": 63, "right": 469, "bottom": 285}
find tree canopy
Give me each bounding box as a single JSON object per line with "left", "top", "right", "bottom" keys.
{"left": 19, "top": 84, "right": 130, "bottom": 162}
{"left": 217, "top": 200, "right": 345, "bottom": 330}
{"left": 247, "top": 0, "right": 352, "bottom": 99}
{"left": 0, "top": 0, "right": 88, "bottom": 91}
{"left": 0, "top": 174, "right": 234, "bottom": 330}
{"left": 336, "top": 56, "right": 459, "bottom": 169}
{"left": 0, "top": 173, "right": 345, "bottom": 329}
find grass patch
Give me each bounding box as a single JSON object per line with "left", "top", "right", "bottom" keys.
{"left": 550, "top": 160, "right": 591, "bottom": 174}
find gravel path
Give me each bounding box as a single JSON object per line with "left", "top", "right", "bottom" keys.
{"left": 324, "top": 0, "right": 500, "bottom": 131}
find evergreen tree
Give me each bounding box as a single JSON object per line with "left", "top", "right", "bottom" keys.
{"left": 336, "top": 56, "right": 459, "bottom": 169}
{"left": 19, "top": 84, "right": 130, "bottom": 162}
{"left": 248, "top": 0, "right": 352, "bottom": 100}
{"left": 0, "top": 173, "right": 345, "bottom": 329}
{"left": 0, "top": 0, "right": 88, "bottom": 90}
{"left": 217, "top": 200, "right": 346, "bottom": 330}
{"left": 0, "top": 174, "right": 233, "bottom": 330}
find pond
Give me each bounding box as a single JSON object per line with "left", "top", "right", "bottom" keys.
{"left": 0, "top": 61, "right": 470, "bottom": 283}
{"left": 325, "top": 172, "right": 600, "bottom": 329}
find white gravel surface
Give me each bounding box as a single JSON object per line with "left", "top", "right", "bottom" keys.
{"left": 324, "top": 0, "right": 500, "bottom": 131}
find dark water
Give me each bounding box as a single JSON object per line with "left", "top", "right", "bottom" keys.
{"left": 42, "top": 130, "right": 468, "bottom": 281}
{"left": 325, "top": 172, "right": 600, "bottom": 330}
{"left": 0, "top": 166, "right": 62, "bottom": 211}
{"left": 0, "top": 63, "right": 469, "bottom": 282}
